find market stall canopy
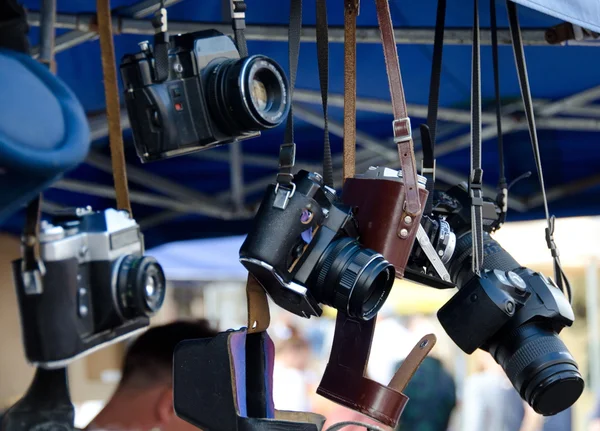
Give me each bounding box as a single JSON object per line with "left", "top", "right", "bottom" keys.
{"left": 2, "top": 0, "right": 599, "bottom": 249}
{"left": 512, "top": 0, "right": 600, "bottom": 33}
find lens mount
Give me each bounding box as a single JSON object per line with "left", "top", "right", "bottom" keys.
{"left": 117, "top": 255, "right": 166, "bottom": 318}
{"left": 314, "top": 237, "right": 395, "bottom": 320}
{"left": 207, "top": 55, "right": 290, "bottom": 135}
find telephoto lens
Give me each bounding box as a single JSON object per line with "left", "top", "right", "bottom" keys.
{"left": 207, "top": 54, "right": 290, "bottom": 135}
{"left": 311, "top": 237, "right": 395, "bottom": 320}
{"left": 443, "top": 231, "right": 584, "bottom": 416}
{"left": 116, "top": 255, "right": 166, "bottom": 318}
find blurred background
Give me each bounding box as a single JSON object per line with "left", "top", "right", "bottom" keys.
{"left": 1, "top": 215, "right": 598, "bottom": 430}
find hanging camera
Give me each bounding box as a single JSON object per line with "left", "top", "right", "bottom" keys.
{"left": 239, "top": 170, "right": 395, "bottom": 321}
{"left": 120, "top": 5, "right": 291, "bottom": 163}
{"left": 12, "top": 207, "right": 166, "bottom": 368}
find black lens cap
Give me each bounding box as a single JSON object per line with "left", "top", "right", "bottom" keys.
{"left": 528, "top": 365, "right": 584, "bottom": 416}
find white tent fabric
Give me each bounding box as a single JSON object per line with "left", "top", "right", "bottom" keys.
{"left": 513, "top": 0, "right": 600, "bottom": 33}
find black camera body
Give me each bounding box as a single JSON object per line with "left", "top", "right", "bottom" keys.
{"left": 408, "top": 184, "right": 583, "bottom": 416}
{"left": 13, "top": 208, "right": 166, "bottom": 368}
{"left": 120, "top": 30, "right": 290, "bottom": 162}
{"left": 240, "top": 170, "right": 395, "bottom": 321}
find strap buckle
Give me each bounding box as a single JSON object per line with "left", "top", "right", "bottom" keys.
{"left": 231, "top": 0, "right": 246, "bottom": 20}
{"left": 20, "top": 234, "right": 46, "bottom": 295}
{"left": 420, "top": 158, "right": 436, "bottom": 181}
{"left": 152, "top": 7, "right": 167, "bottom": 33}
{"left": 393, "top": 118, "right": 412, "bottom": 143}
{"left": 273, "top": 182, "right": 296, "bottom": 210}
{"left": 345, "top": 0, "right": 360, "bottom": 15}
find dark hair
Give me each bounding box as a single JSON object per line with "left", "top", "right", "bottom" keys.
{"left": 120, "top": 320, "right": 219, "bottom": 387}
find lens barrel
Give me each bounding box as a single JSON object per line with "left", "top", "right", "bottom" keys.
{"left": 207, "top": 55, "right": 290, "bottom": 135}
{"left": 491, "top": 324, "right": 584, "bottom": 416}
{"left": 117, "top": 255, "right": 166, "bottom": 318}
{"left": 313, "top": 237, "right": 395, "bottom": 320}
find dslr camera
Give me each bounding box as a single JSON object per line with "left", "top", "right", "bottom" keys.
{"left": 13, "top": 207, "right": 166, "bottom": 368}
{"left": 120, "top": 29, "right": 291, "bottom": 162}
{"left": 240, "top": 170, "right": 395, "bottom": 321}
{"left": 407, "top": 184, "right": 584, "bottom": 416}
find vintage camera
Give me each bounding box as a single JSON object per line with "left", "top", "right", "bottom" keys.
{"left": 239, "top": 170, "right": 395, "bottom": 320}
{"left": 342, "top": 166, "right": 429, "bottom": 279}
{"left": 12, "top": 207, "right": 166, "bottom": 368}
{"left": 120, "top": 29, "right": 290, "bottom": 162}
{"left": 410, "top": 185, "right": 583, "bottom": 415}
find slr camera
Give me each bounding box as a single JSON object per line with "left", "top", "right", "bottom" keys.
{"left": 239, "top": 170, "right": 395, "bottom": 321}
{"left": 12, "top": 207, "right": 166, "bottom": 368}
{"left": 409, "top": 184, "right": 583, "bottom": 416}
{"left": 120, "top": 29, "right": 291, "bottom": 162}
{"left": 342, "top": 166, "right": 429, "bottom": 279}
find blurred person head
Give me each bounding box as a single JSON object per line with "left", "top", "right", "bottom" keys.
{"left": 88, "top": 320, "right": 218, "bottom": 431}
{"left": 275, "top": 333, "right": 311, "bottom": 371}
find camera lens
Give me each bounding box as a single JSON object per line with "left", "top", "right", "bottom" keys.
{"left": 117, "top": 255, "right": 166, "bottom": 318}
{"left": 313, "top": 237, "right": 395, "bottom": 320}
{"left": 207, "top": 55, "right": 290, "bottom": 134}
{"left": 490, "top": 324, "right": 584, "bottom": 416}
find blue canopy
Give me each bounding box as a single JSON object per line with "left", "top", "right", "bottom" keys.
{"left": 3, "top": 0, "right": 600, "bottom": 248}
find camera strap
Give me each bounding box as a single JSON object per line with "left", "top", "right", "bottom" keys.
{"left": 342, "top": 0, "right": 358, "bottom": 181}
{"left": 152, "top": 2, "right": 170, "bottom": 83}
{"left": 421, "top": 0, "right": 446, "bottom": 216}
{"left": 273, "top": 0, "right": 302, "bottom": 210}
{"left": 374, "top": 0, "right": 421, "bottom": 220}
{"left": 506, "top": 1, "right": 572, "bottom": 300}
{"left": 97, "top": 0, "right": 133, "bottom": 216}
{"left": 469, "top": 0, "right": 484, "bottom": 276}
{"left": 316, "top": 0, "right": 334, "bottom": 189}
{"left": 490, "top": 0, "right": 508, "bottom": 229}
{"left": 230, "top": 0, "right": 248, "bottom": 57}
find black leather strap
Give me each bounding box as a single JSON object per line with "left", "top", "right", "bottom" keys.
{"left": 276, "top": 0, "right": 302, "bottom": 191}
{"left": 316, "top": 0, "right": 333, "bottom": 189}
{"left": 490, "top": 0, "right": 507, "bottom": 229}
{"left": 469, "top": 0, "right": 484, "bottom": 276}
{"left": 422, "top": 0, "right": 446, "bottom": 215}
{"left": 231, "top": 0, "right": 248, "bottom": 57}
{"left": 506, "top": 1, "right": 572, "bottom": 301}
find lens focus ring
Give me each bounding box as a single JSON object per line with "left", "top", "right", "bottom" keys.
{"left": 339, "top": 249, "right": 377, "bottom": 294}
{"left": 504, "top": 335, "right": 571, "bottom": 387}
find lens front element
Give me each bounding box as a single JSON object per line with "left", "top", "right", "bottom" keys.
{"left": 117, "top": 255, "right": 166, "bottom": 318}
{"left": 314, "top": 237, "right": 395, "bottom": 320}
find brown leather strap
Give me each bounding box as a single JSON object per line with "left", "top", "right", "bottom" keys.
{"left": 97, "top": 0, "right": 132, "bottom": 215}
{"left": 374, "top": 0, "right": 421, "bottom": 218}
{"left": 388, "top": 333, "right": 436, "bottom": 392}
{"left": 342, "top": 0, "right": 358, "bottom": 182}
{"left": 246, "top": 274, "right": 270, "bottom": 333}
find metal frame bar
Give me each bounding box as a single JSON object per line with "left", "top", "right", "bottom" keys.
{"left": 29, "top": 0, "right": 600, "bottom": 228}
{"left": 31, "top": 0, "right": 187, "bottom": 57}
{"left": 27, "top": 11, "right": 552, "bottom": 49}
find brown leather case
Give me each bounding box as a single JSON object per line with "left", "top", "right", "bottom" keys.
{"left": 342, "top": 177, "right": 428, "bottom": 278}
{"left": 317, "top": 312, "right": 409, "bottom": 427}
{"left": 316, "top": 312, "right": 436, "bottom": 428}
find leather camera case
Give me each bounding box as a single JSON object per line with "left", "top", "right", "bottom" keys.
{"left": 342, "top": 174, "right": 428, "bottom": 278}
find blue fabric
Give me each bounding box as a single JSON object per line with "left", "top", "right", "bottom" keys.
{"left": 0, "top": 49, "right": 90, "bottom": 173}
{"left": 229, "top": 330, "right": 248, "bottom": 418}
{"left": 0, "top": 48, "right": 90, "bottom": 225}
{"left": 263, "top": 333, "right": 276, "bottom": 419}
